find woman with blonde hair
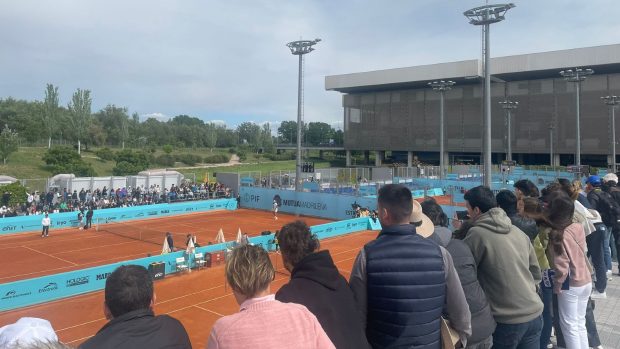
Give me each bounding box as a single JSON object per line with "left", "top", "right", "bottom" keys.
{"left": 207, "top": 244, "right": 334, "bottom": 349}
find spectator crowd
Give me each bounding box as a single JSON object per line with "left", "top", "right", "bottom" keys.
{"left": 0, "top": 182, "right": 233, "bottom": 218}
{"left": 1, "top": 174, "right": 618, "bottom": 349}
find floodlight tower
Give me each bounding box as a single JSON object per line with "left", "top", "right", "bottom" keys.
{"left": 428, "top": 80, "right": 455, "bottom": 179}
{"left": 499, "top": 99, "right": 518, "bottom": 162}
{"left": 559, "top": 68, "right": 594, "bottom": 166}
{"left": 602, "top": 95, "right": 620, "bottom": 172}
{"left": 464, "top": 3, "right": 515, "bottom": 187}
{"left": 287, "top": 38, "right": 321, "bottom": 192}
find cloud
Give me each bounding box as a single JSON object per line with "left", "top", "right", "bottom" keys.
{"left": 0, "top": 0, "right": 617, "bottom": 129}
{"left": 140, "top": 113, "right": 170, "bottom": 122}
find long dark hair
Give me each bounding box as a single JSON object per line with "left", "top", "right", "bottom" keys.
{"left": 546, "top": 191, "right": 575, "bottom": 255}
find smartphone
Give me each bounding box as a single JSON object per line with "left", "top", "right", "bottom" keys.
{"left": 456, "top": 210, "right": 469, "bottom": 221}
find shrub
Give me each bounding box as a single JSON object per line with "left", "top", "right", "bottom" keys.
{"left": 177, "top": 154, "right": 202, "bottom": 166}
{"left": 162, "top": 144, "right": 173, "bottom": 154}
{"left": 228, "top": 147, "right": 236, "bottom": 154}
{"left": 236, "top": 151, "right": 247, "bottom": 161}
{"left": 43, "top": 146, "right": 96, "bottom": 176}
{"left": 155, "top": 154, "right": 176, "bottom": 167}
{"left": 113, "top": 150, "right": 150, "bottom": 175}
{"left": 265, "top": 153, "right": 295, "bottom": 161}
{"left": 203, "top": 154, "right": 230, "bottom": 164}
{"left": 95, "top": 147, "right": 116, "bottom": 161}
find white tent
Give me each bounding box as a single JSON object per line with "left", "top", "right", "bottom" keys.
{"left": 215, "top": 228, "right": 226, "bottom": 244}
{"left": 236, "top": 228, "right": 243, "bottom": 244}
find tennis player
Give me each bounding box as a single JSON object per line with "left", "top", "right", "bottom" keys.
{"left": 273, "top": 199, "right": 279, "bottom": 220}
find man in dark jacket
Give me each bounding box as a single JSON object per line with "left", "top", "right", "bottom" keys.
{"left": 350, "top": 184, "right": 471, "bottom": 348}
{"left": 496, "top": 190, "right": 538, "bottom": 241}
{"left": 275, "top": 220, "right": 370, "bottom": 349}
{"left": 603, "top": 173, "right": 620, "bottom": 276}
{"left": 585, "top": 175, "right": 611, "bottom": 297}
{"left": 79, "top": 265, "right": 191, "bottom": 349}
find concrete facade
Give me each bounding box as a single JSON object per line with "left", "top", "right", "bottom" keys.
{"left": 326, "top": 44, "right": 620, "bottom": 166}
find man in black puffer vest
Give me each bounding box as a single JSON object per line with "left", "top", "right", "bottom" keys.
{"left": 350, "top": 184, "right": 471, "bottom": 348}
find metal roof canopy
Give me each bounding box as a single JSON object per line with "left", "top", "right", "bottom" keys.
{"left": 325, "top": 44, "right": 620, "bottom": 93}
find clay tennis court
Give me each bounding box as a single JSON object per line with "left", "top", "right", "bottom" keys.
{"left": 0, "top": 208, "right": 376, "bottom": 348}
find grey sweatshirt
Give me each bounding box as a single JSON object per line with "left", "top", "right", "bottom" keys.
{"left": 464, "top": 208, "right": 543, "bottom": 324}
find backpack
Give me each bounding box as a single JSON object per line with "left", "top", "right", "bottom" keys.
{"left": 591, "top": 189, "right": 620, "bottom": 227}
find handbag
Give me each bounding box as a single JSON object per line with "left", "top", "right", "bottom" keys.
{"left": 440, "top": 317, "right": 460, "bottom": 349}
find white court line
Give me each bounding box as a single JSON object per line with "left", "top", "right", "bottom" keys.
{"left": 193, "top": 305, "right": 224, "bottom": 317}
{"left": 22, "top": 246, "right": 78, "bottom": 266}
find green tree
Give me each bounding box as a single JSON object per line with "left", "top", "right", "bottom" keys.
{"left": 42, "top": 84, "right": 60, "bottom": 149}
{"left": 42, "top": 146, "right": 95, "bottom": 176}
{"left": 0, "top": 181, "right": 28, "bottom": 207}
{"left": 113, "top": 149, "right": 150, "bottom": 175}
{"left": 0, "top": 124, "right": 19, "bottom": 165}
{"left": 278, "top": 120, "right": 302, "bottom": 144}
{"left": 306, "top": 122, "right": 334, "bottom": 146}
{"left": 94, "top": 105, "right": 130, "bottom": 148}
{"left": 237, "top": 122, "right": 261, "bottom": 146}
{"left": 67, "top": 88, "right": 92, "bottom": 154}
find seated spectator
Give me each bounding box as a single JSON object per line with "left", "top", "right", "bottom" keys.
{"left": 79, "top": 265, "right": 191, "bottom": 349}
{"left": 207, "top": 244, "right": 334, "bottom": 349}
{"left": 0, "top": 317, "right": 69, "bottom": 348}
{"left": 275, "top": 221, "right": 370, "bottom": 349}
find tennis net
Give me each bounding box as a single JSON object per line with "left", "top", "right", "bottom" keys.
{"left": 95, "top": 218, "right": 186, "bottom": 247}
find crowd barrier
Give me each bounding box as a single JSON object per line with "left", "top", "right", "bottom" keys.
{"left": 0, "top": 217, "right": 377, "bottom": 311}
{"left": 0, "top": 199, "right": 238, "bottom": 236}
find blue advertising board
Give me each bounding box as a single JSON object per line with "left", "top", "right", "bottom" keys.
{"left": 0, "top": 199, "right": 237, "bottom": 236}
{"left": 240, "top": 187, "right": 378, "bottom": 220}
{"left": 0, "top": 217, "right": 377, "bottom": 312}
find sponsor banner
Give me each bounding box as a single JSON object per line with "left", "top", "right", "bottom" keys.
{"left": 0, "top": 216, "right": 374, "bottom": 312}
{"left": 240, "top": 187, "right": 377, "bottom": 220}
{"left": 0, "top": 199, "right": 237, "bottom": 236}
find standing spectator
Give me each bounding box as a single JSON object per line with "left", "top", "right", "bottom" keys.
{"left": 85, "top": 207, "right": 94, "bottom": 229}
{"left": 77, "top": 209, "right": 84, "bottom": 230}
{"left": 584, "top": 175, "right": 612, "bottom": 298}
{"left": 547, "top": 191, "right": 592, "bottom": 349}
{"left": 276, "top": 220, "right": 370, "bottom": 349}
{"left": 41, "top": 213, "right": 51, "bottom": 238}
{"left": 463, "top": 186, "right": 543, "bottom": 348}
{"left": 207, "top": 244, "right": 335, "bottom": 349}
{"left": 79, "top": 265, "right": 191, "bottom": 349}
{"left": 420, "top": 199, "right": 496, "bottom": 349}
{"left": 273, "top": 199, "right": 279, "bottom": 220}
{"left": 349, "top": 184, "right": 471, "bottom": 348}
{"left": 602, "top": 172, "right": 620, "bottom": 276}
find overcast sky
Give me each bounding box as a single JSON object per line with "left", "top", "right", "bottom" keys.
{"left": 1, "top": 0, "right": 618, "bottom": 131}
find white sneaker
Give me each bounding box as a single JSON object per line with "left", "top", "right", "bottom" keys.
{"left": 591, "top": 290, "right": 607, "bottom": 299}
{"left": 607, "top": 270, "right": 613, "bottom": 281}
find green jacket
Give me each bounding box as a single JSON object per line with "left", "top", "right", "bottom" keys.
{"left": 464, "top": 208, "right": 543, "bottom": 324}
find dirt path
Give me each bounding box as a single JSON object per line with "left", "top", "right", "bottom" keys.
{"left": 152, "top": 154, "right": 241, "bottom": 171}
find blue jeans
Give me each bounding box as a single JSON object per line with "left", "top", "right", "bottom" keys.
{"left": 539, "top": 284, "right": 553, "bottom": 349}
{"left": 604, "top": 226, "right": 612, "bottom": 270}
{"left": 492, "top": 316, "right": 542, "bottom": 349}
{"left": 587, "top": 225, "right": 607, "bottom": 292}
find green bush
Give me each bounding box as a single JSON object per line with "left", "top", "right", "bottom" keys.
{"left": 155, "top": 154, "right": 176, "bottom": 167}
{"left": 95, "top": 147, "right": 116, "bottom": 161}
{"left": 228, "top": 147, "right": 236, "bottom": 154}
{"left": 265, "top": 153, "right": 295, "bottom": 161}
{"left": 0, "top": 181, "right": 28, "bottom": 206}
{"left": 203, "top": 154, "right": 230, "bottom": 164}
{"left": 162, "top": 144, "right": 173, "bottom": 154}
{"left": 43, "top": 146, "right": 96, "bottom": 176}
{"left": 236, "top": 151, "right": 247, "bottom": 161}
{"left": 113, "top": 150, "right": 150, "bottom": 175}
{"left": 177, "top": 154, "right": 202, "bottom": 166}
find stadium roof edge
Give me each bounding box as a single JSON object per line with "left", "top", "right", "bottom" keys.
{"left": 325, "top": 43, "right": 620, "bottom": 93}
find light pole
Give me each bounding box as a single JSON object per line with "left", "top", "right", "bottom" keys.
{"left": 428, "top": 80, "right": 455, "bottom": 179}
{"left": 549, "top": 123, "right": 554, "bottom": 167}
{"left": 464, "top": 3, "right": 515, "bottom": 187}
{"left": 287, "top": 38, "right": 321, "bottom": 192}
{"left": 559, "top": 68, "right": 594, "bottom": 166}
{"left": 602, "top": 95, "right": 620, "bottom": 172}
{"left": 499, "top": 99, "right": 518, "bottom": 162}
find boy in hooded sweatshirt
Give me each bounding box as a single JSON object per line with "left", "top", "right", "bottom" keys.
{"left": 463, "top": 186, "right": 543, "bottom": 349}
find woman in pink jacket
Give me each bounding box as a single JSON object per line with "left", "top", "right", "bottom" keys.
{"left": 547, "top": 191, "right": 593, "bottom": 349}
{"left": 206, "top": 244, "right": 334, "bottom": 349}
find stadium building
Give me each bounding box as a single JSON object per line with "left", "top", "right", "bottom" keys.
{"left": 325, "top": 44, "right": 620, "bottom": 168}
